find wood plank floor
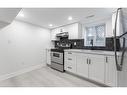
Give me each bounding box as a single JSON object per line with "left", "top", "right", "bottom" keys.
{"left": 0, "top": 66, "right": 99, "bottom": 87}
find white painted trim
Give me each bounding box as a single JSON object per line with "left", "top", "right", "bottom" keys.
{"left": 0, "top": 64, "right": 44, "bottom": 81}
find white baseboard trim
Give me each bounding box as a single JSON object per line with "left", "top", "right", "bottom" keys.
{"left": 0, "top": 64, "right": 44, "bottom": 82}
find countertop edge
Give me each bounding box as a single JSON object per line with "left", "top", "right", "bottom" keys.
{"left": 64, "top": 49, "right": 122, "bottom": 56}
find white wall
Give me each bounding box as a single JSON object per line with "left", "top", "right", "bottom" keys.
{"left": 0, "top": 20, "right": 51, "bottom": 76}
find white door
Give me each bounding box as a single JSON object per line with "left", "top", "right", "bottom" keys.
{"left": 105, "top": 56, "right": 117, "bottom": 87}
{"left": 89, "top": 54, "right": 105, "bottom": 83}
{"left": 76, "top": 53, "right": 89, "bottom": 78}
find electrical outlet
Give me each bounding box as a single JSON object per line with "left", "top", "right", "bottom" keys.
{"left": 74, "top": 42, "right": 77, "bottom": 46}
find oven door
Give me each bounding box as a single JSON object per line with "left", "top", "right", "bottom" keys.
{"left": 51, "top": 52, "right": 63, "bottom": 64}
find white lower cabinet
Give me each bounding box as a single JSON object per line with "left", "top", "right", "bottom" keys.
{"left": 64, "top": 51, "right": 117, "bottom": 86}
{"left": 76, "top": 53, "right": 89, "bottom": 78}
{"left": 76, "top": 53, "right": 105, "bottom": 83}
{"left": 88, "top": 54, "right": 105, "bottom": 83}
{"left": 64, "top": 52, "right": 77, "bottom": 73}
{"left": 105, "top": 56, "right": 117, "bottom": 87}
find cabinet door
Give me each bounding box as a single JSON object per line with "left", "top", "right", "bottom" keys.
{"left": 105, "top": 56, "right": 117, "bottom": 87}
{"left": 51, "top": 28, "right": 57, "bottom": 40}
{"left": 69, "top": 23, "right": 79, "bottom": 39}
{"left": 64, "top": 23, "right": 79, "bottom": 39}
{"left": 51, "top": 28, "right": 61, "bottom": 40}
{"left": 64, "top": 52, "right": 77, "bottom": 73}
{"left": 89, "top": 54, "right": 105, "bottom": 83}
{"left": 76, "top": 53, "right": 89, "bottom": 78}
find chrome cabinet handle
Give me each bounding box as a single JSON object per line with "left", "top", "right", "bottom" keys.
{"left": 106, "top": 57, "right": 108, "bottom": 63}
{"left": 87, "top": 58, "right": 89, "bottom": 64}
{"left": 89, "top": 59, "right": 91, "bottom": 64}
{"left": 68, "top": 58, "right": 72, "bottom": 60}
{"left": 68, "top": 67, "right": 72, "bottom": 69}
{"left": 68, "top": 52, "right": 72, "bottom": 54}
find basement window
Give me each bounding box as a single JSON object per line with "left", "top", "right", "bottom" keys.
{"left": 84, "top": 24, "right": 106, "bottom": 46}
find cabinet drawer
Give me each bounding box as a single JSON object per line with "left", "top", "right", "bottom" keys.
{"left": 65, "top": 57, "right": 75, "bottom": 62}
{"left": 65, "top": 52, "right": 76, "bottom": 59}
{"left": 65, "top": 61, "right": 73, "bottom": 71}
{"left": 65, "top": 51, "right": 74, "bottom": 56}
{"left": 64, "top": 53, "right": 76, "bottom": 66}
{"left": 65, "top": 60, "right": 76, "bottom": 73}
{"left": 64, "top": 52, "right": 77, "bottom": 73}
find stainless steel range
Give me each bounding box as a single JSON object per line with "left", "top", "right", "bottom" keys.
{"left": 51, "top": 49, "right": 64, "bottom": 72}
{"left": 50, "top": 32, "right": 71, "bottom": 72}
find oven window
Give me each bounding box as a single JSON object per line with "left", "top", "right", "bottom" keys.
{"left": 53, "top": 53, "right": 60, "bottom": 57}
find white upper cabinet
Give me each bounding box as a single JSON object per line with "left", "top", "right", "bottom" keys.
{"left": 51, "top": 27, "right": 62, "bottom": 40}
{"left": 64, "top": 23, "right": 82, "bottom": 39}
{"left": 105, "top": 18, "right": 113, "bottom": 37}
{"left": 51, "top": 23, "right": 82, "bottom": 40}
{"left": 51, "top": 28, "right": 57, "bottom": 41}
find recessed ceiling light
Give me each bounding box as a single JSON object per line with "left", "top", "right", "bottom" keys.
{"left": 19, "top": 13, "right": 24, "bottom": 17}
{"left": 68, "top": 16, "right": 73, "bottom": 20}
{"left": 49, "top": 24, "right": 53, "bottom": 27}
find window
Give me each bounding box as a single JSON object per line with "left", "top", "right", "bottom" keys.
{"left": 84, "top": 24, "right": 106, "bottom": 46}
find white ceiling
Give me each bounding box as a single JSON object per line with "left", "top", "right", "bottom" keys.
{"left": 0, "top": 8, "right": 21, "bottom": 23}
{"left": 16, "top": 8, "right": 114, "bottom": 29}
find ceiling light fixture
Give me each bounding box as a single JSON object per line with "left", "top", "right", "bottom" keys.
{"left": 68, "top": 16, "right": 73, "bottom": 20}
{"left": 49, "top": 24, "right": 53, "bottom": 27}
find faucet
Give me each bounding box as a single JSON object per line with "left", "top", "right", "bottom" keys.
{"left": 90, "top": 39, "right": 94, "bottom": 49}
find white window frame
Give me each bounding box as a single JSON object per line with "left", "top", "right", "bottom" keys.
{"left": 84, "top": 23, "right": 106, "bottom": 46}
